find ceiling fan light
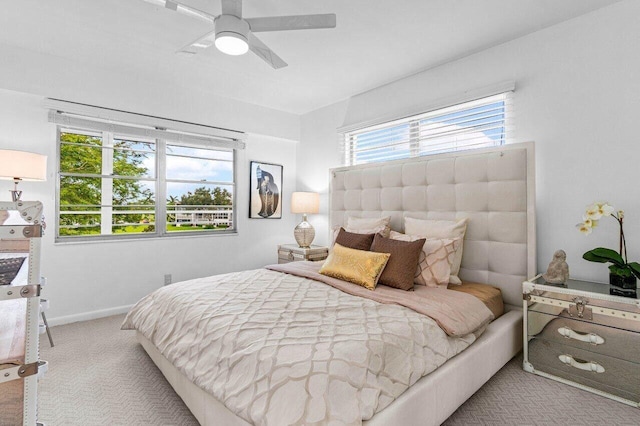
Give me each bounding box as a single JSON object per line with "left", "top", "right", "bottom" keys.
{"left": 215, "top": 32, "right": 249, "bottom": 56}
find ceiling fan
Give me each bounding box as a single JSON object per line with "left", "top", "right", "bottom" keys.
{"left": 144, "top": 0, "right": 336, "bottom": 69}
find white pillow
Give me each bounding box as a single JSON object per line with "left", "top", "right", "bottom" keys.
{"left": 403, "top": 217, "right": 468, "bottom": 284}
{"left": 390, "top": 231, "right": 459, "bottom": 288}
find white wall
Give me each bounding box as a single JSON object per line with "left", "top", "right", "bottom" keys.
{"left": 298, "top": 101, "right": 348, "bottom": 246}
{"left": 299, "top": 0, "right": 640, "bottom": 283}
{"left": 0, "top": 5, "right": 304, "bottom": 324}
{"left": 0, "top": 88, "right": 298, "bottom": 325}
{"left": 0, "top": 43, "right": 299, "bottom": 142}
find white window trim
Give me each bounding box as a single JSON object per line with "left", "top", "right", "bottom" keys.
{"left": 341, "top": 86, "right": 513, "bottom": 166}
{"left": 52, "top": 106, "right": 240, "bottom": 243}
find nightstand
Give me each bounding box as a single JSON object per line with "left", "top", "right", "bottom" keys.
{"left": 523, "top": 274, "right": 640, "bottom": 407}
{"left": 277, "top": 244, "right": 328, "bottom": 264}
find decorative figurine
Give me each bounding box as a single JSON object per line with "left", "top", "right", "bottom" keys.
{"left": 543, "top": 249, "right": 570, "bottom": 284}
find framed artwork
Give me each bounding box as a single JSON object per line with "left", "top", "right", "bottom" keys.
{"left": 249, "top": 161, "right": 283, "bottom": 219}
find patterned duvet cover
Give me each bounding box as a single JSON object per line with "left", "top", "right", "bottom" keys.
{"left": 122, "top": 265, "right": 492, "bottom": 425}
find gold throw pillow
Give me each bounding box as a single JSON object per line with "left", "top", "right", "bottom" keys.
{"left": 319, "top": 243, "right": 390, "bottom": 290}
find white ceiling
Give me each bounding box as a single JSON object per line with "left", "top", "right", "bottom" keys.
{"left": 0, "top": 0, "right": 619, "bottom": 115}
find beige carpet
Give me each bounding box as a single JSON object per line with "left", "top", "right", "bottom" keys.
{"left": 37, "top": 315, "right": 639, "bottom": 426}
{"left": 38, "top": 315, "right": 198, "bottom": 426}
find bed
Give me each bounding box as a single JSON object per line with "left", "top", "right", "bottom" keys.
{"left": 123, "top": 142, "right": 536, "bottom": 425}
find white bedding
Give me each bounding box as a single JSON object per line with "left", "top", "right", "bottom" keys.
{"left": 122, "top": 268, "right": 487, "bottom": 426}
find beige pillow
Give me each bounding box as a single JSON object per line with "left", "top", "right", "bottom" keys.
{"left": 319, "top": 243, "right": 390, "bottom": 290}
{"left": 404, "top": 217, "right": 468, "bottom": 284}
{"left": 346, "top": 216, "right": 391, "bottom": 238}
{"left": 331, "top": 216, "right": 391, "bottom": 245}
{"left": 390, "top": 231, "right": 460, "bottom": 288}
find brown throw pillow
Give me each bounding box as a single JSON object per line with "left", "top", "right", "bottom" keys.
{"left": 334, "top": 227, "right": 375, "bottom": 251}
{"left": 371, "top": 233, "right": 426, "bottom": 291}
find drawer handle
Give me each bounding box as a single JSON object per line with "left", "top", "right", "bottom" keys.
{"left": 557, "top": 327, "right": 605, "bottom": 345}
{"left": 288, "top": 250, "right": 294, "bottom": 261}
{"left": 568, "top": 297, "right": 592, "bottom": 320}
{"left": 558, "top": 354, "right": 605, "bottom": 373}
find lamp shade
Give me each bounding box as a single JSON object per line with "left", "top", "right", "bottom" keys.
{"left": 0, "top": 150, "right": 47, "bottom": 181}
{"left": 291, "top": 192, "right": 319, "bottom": 214}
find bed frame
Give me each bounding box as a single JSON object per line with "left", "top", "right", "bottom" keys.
{"left": 138, "top": 142, "right": 536, "bottom": 425}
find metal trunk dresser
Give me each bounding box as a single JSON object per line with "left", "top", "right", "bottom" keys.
{"left": 0, "top": 201, "right": 48, "bottom": 425}
{"left": 277, "top": 244, "right": 328, "bottom": 264}
{"left": 523, "top": 275, "right": 640, "bottom": 407}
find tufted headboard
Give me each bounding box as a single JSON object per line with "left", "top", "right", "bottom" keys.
{"left": 329, "top": 142, "right": 536, "bottom": 307}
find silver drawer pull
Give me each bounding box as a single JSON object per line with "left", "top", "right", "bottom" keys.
{"left": 558, "top": 354, "right": 605, "bottom": 373}
{"left": 557, "top": 327, "right": 605, "bottom": 345}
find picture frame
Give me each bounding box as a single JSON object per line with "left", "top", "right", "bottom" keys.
{"left": 249, "top": 161, "right": 283, "bottom": 219}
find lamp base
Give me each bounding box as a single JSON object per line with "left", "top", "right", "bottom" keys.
{"left": 294, "top": 218, "right": 315, "bottom": 248}
{"left": 11, "top": 178, "right": 22, "bottom": 202}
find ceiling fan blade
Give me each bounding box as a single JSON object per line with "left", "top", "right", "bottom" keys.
{"left": 246, "top": 14, "right": 336, "bottom": 32}
{"left": 141, "top": 0, "right": 216, "bottom": 23}
{"left": 221, "top": 0, "right": 242, "bottom": 18}
{"left": 177, "top": 29, "right": 217, "bottom": 54}
{"left": 248, "top": 34, "right": 287, "bottom": 69}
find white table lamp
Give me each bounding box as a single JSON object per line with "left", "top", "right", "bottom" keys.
{"left": 0, "top": 150, "right": 47, "bottom": 201}
{"left": 291, "top": 191, "right": 319, "bottom": 248}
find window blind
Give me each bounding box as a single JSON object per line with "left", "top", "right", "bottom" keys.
{"left": 342, "top": 92, "right": 512, "bottom": 166}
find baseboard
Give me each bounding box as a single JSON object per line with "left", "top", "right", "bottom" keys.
{"left": 47, "top": 304, "right": 133, "bottom": 327}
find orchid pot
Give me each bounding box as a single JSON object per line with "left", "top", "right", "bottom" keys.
{"left": 577, "top": 203, "right": 640, "bottom": 289}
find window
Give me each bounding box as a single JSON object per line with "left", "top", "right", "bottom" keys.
{"left": 54, "top": 111, "right": 240, "bottom": 241}
{"left": 165, "top": 144, "right": 234, "bottom": 233}
{"left": 343, "top": 93, "right": 511, "bottom": 166}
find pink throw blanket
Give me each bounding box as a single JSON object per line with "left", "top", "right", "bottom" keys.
{"left": 266, "top": 261, "right": 494, "bottom": 337}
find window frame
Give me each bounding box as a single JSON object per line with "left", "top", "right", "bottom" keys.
{"left": 342, "top": 92, "right": 511, "bottom": 166}
{"left": 55, "top": 126, "right": 238, "bottom": 243}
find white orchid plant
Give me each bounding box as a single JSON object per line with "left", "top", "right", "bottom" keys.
{"left": 577, "top": 202, "right": 640, "bottom": 280}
